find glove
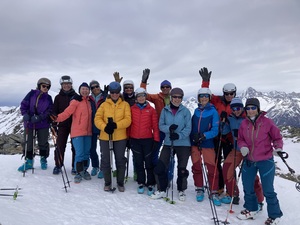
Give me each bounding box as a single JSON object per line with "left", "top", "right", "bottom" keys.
{"left": 220, "top": 111, "right": 228, "bottom": 120}
{"left": 104, "top": 125, "right": 114, "bottom": 135}
{"left": 199, "top": 67, "right": 211, "bottom": 82}
{"left": 169, "top": 132, "right": 179, "bottom": 141}
{"left": 23, "top": 114, "right": 30, "bottom": 122}
{"left": 169, "top": 124, "right": 178, "bottom": 132}
{"left": 126, "top": 140, "right": 131, "bottom": 149}
{"left": 31, "top": 115, "right": 41, "bottom": 124}
{"left": 142, "top": 68, "right": 150, "bottom": 83}
{"left": 72, "top": 94, "right": 82, "bottom": 102}
{"left": 240, "top": 147, "right": 249, "bottom": 157}
{"left": 273, "top": 148, "right": 283, "bottom": 157}
{"left": 232, "top": 129, "right": 238, "bottom": 138}
{"left": 152, "top": 141, "right": 159, "bottom": 152}
{"left": 102, "top": 85, "right": 109, "bottom": 97}
{"left": 113, "top": 72, "right": 123, "bottom": 83}
{"left": 192, "top": 133, "right": 206, "bottom": 145}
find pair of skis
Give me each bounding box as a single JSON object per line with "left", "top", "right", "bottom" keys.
{"left": 0, "top": 186, "right": 22, "bottom": 200}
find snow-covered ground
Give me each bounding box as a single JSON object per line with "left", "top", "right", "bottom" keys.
{"left": 0, "top": 139, "right": 300, "bottom": 225}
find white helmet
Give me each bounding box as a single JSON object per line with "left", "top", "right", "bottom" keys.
{"left": 135, "top": 87, "right": 147, "bottom": 96}
{"left": 223, "top": 83, "right": 236, "bottom": 93}
{"left": 60, "top": 75, "right": 73, "bottom": 85}
{"left": 198, "top": 88, "right": 212, "bottom": 96}
{"left": 123, "top": 80, "right": 134, "bottom": 89}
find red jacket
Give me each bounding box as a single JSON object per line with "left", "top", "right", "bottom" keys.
{"left": 129, "top": 103, "right": 160, "bottom": 142}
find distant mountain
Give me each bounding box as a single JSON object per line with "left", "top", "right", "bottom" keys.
{"left": 1, "top": 87, "right": 300, "bottom": 135}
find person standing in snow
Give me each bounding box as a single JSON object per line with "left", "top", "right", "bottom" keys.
{"left": 190, "top": 88, "right": 221, "bottom": 206}
{"left": 52, "top": 75, "right": 76, "bottom": 175}
{"left": 220, "top": 97, "right": 264, "bottom": 208}
{"left": 18, "top": 78, "right": 53, "bottom": 172}
{"left": 129, "top": 88, "right": 160, "bottom": 196}
{"left": 89, "top": 80, "right": 108, "bottom": 179}
{"left": 237, "top": 98, "right": 283, "bottom": 225}
{"left": 150, "top": 88, "right": 191, "bottom": 201}
{"left": 94, "top": 81, "right": 131, "bottom": 192}
{"left": 52, "top": 82, "right": 92, "bottom": 184}
{"left": 199, "top": 67, "right": 237, "bottom": 195}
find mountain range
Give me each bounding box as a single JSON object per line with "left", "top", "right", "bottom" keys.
{"left": 1, "top": 87, "right": 300, "bottom": 135}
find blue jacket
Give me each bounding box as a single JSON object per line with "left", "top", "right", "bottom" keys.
{"left": 226, "top": 113, "right": 245, "bottom": 150}
{"left": 190, "top": 103, "right": 219, "bottom": 148}
{"left": 159, "top": 104, "right": 191, "bottom": 146}
{"left": 89, "top": 93, "right": 106, "bottom": 134}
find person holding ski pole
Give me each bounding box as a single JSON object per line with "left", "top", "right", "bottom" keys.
{"left": 18, "top": 78, "right": 53, "bottom": 172}
{"left": 89, "top": 80, "right": 108, "bottom": 179}
{"left": 129, "top": 88, "right": 160, "bottom": 196}
{"left": 52, "top": 75, "right": 77, "bottom": 175}
{"left": 221, "top": 97, "right": 264, "bottom": 208}
{"left": 199, "top": 67, "right": 236, "bottom": 195}
{"left": 150, "top": 87, "right": 191, "bottom": 201}
{"left": 94, "top": 81, "right": 131, "bottom": 192}
{"left": 190, "top": 88, "right": 221, "bottom": 206}
{"left": 52, "top": 82, "right": 92, "bottom": 184}
{"left": 237, "top": 98, "right": 283, "bottom": 225}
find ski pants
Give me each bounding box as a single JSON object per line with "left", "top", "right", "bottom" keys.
{"left": 100, "top": 139, "right": 127, "bottom": 186}
{"left": 242, "top": 158, "right": 283, "bottom": 219}
{"left": 54, "top": 125, "right": 75, "bottom": 168}
{"left": 154, "top": 145, "right": 190, "bottom": 192}
{"left": 131, "top": 138, "right": 155, "bottom": 186}
{"left": 90, "top": 133, "right": 100, "bottom": 168}
{"left": 23, "top": 127, "right": 49, "bottom": 159}
{"left": 72, "top": 136, "right": 91, "bottom": 172}
{"left": 191, "top": 146, "right": 219, "bottom": 192}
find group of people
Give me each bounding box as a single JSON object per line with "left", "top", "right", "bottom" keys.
{"left": 18, "top": 67, "right": 283, "bottom": 225}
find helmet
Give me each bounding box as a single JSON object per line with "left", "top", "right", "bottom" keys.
{"left": 123, "top": 80, "right": 134, "bottom": 89}
{"left": 135, "top": 87, "right": 147, "bottom": 97}
{"left": 60, "top": 75, "right": 73, "bottom": 85}
{"left": 108, "top": 81, "right": 121, "bottom": 93}
{"left": 170, "top": 87, "right": 184, "bottom": 97}
{"left": 223, "top": 83, "right": 236, "bottom": 93}
{"left": 197, "top": 88, "right": 212, "bottom": 96}
{"left": 37, "top": 77, "right": 51, "bottom": 86}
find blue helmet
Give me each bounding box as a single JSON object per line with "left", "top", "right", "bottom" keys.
{"left": 108, "top": 81, "right": 121, "bottom": 93}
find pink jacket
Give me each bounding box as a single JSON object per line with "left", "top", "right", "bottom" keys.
{"left": 56, "top": 96, "right": 92, "bottom": 138}
{"left": 238, "top": 111, "right": 283, "bottom": 162}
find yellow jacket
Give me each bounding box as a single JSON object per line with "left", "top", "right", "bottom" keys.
{"left": 94, "top": 97, "right": 131, "bottom": 141}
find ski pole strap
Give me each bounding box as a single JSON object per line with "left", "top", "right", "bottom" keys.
{"left": 278, "top": 151, "right": 288, "bottom": 159}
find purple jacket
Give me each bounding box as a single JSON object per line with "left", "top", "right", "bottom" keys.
{"left": 20, "top": 89, "right": 53, "bottom": 129}
{"left": 238, "top": 111, "right": 283, "bottom": 162}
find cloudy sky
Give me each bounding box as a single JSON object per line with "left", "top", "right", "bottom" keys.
{"left": 0, "top": 0, "right": 299, "bottom": 106}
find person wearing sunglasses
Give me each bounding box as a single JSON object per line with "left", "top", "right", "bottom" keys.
{"left": 88, "top": 80, "right": 109, "bottom": 179}
{"left": 151, "top": 88, "right": 191, "bottom": 202}
{"left": 190, "top": 88, "right": 221, "bottom": 206}
{"left": 94, "top": 81, "right": 131, "bottom": 192}
{"left": 18, "top": 78, "right": 53, "bottom": 172}
{"left": 221, "top": 97, "right": 264, "bottom": 210}
{"left": 237, "top": 98, "right": 283, "bottom": 224}
{"left": 199, "top": 66, "right": 237, "bottom": 195}
{"left": 52, "top": 75, "right": 77, "bottom": 175}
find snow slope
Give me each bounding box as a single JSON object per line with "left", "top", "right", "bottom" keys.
{"left": 0, "top": 139, "right": 300, "bottom": 225}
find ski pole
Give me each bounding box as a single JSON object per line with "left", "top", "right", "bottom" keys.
{"left": 169, "top": 135, "right": 175, "bottom": 204}
{"left": 108, "top": 117, "right": 116, "bottom": 192}
{"left": 125, "top": 145, "right": 130, "bottom": 183}
{"left": 23, "top": 125, "right": 29, "bottom": 177}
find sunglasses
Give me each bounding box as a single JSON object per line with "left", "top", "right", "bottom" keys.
{"left": 124, "top": 86, "right": 133, "bottom": 90}
{"left": 224, "top": 92, "right": 235, "bottom": 96}
{"left": 246, "top": 106, "right": 257, "bottom": 111}
{"left": 232, "top": 107, "right": 242, "bottom": 111}
{"left": 41, "top": 84, "right": 50, "bottom": 89}
{"left": 199, "top": 94, "right": 210, "bottom": 98}
{"left": 172, "top": 95, "right": 182, "bottom": 99}
{"left": 91, "top": 85, "right": 100, "bottom": 90}
{"left": 110, "top": 91, "right": 120, "bottom": 94}
{"left": 161, "top": 86, "right": 171, "bottom": 89}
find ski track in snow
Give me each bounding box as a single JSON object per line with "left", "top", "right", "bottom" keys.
{"left": 1, "top": 140, "right": 300, "bottom": 225}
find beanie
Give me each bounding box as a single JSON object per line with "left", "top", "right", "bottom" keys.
{"left": 245, "top": 98, "right": 260, "bottom": 111}
{"left": 78, "top": 82, "right": 90, "bottom": 93}
{"left": 170, "top": 87, "right": 184, "bottom": 97}
{"left": 160, "top": 80, "right": 172, "bottom": 88}
{"left": 230, "top": 97, "right": 244, "bottom": 109}
{"left": 89, "top": 80, "right": 99, "bottom": 87}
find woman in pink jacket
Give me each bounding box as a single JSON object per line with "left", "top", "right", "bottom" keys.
{"left": 55, "top": 82, "right": 92, "bottom": 184}
{"left": 237, "top": 98, "right": 283, "bottom": 225}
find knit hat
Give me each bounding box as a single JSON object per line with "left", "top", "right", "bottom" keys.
{"left": 245, "top": 98, "right": 260, "bottom": 111}
{"left": 89, "top": 80, "right": 99, "bottom": 87}
{"left": 170, "top": 87, "right": 184, "bottom": 97}
{"left": 160, "top": 80, "right": 172, "bottom": 88}
{"left": 230, "top": 97, "right": 244, "bottom": 109}
{"left": 78, "top": 82, "right": 90, "bottom": 93}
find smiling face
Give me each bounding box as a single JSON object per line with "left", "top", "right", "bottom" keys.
{"left": 161, "top": 85, "right": 171, "bottom": 95}
{"left": 171, "top": 95, "right": 182, "bottom": 106}
{"left": 79, "top": 86, "right": 90, "bottom": 97}
{"left": 61, "top": 82, "right": 72, "bottom": 92}
{"left": 198, "top": 94, "right": 210, "bottom": 106}
{"left": 91, "top": 84, "right": 101, "bottom": 95}
{"left": 224, "top": 91, "right": 236, "bottom": 102}
{"left": 245, "top": 105, "right": 259, "bottom": 118}
{"left": 40, "top": 83, "right": 50, "bottom": 93}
